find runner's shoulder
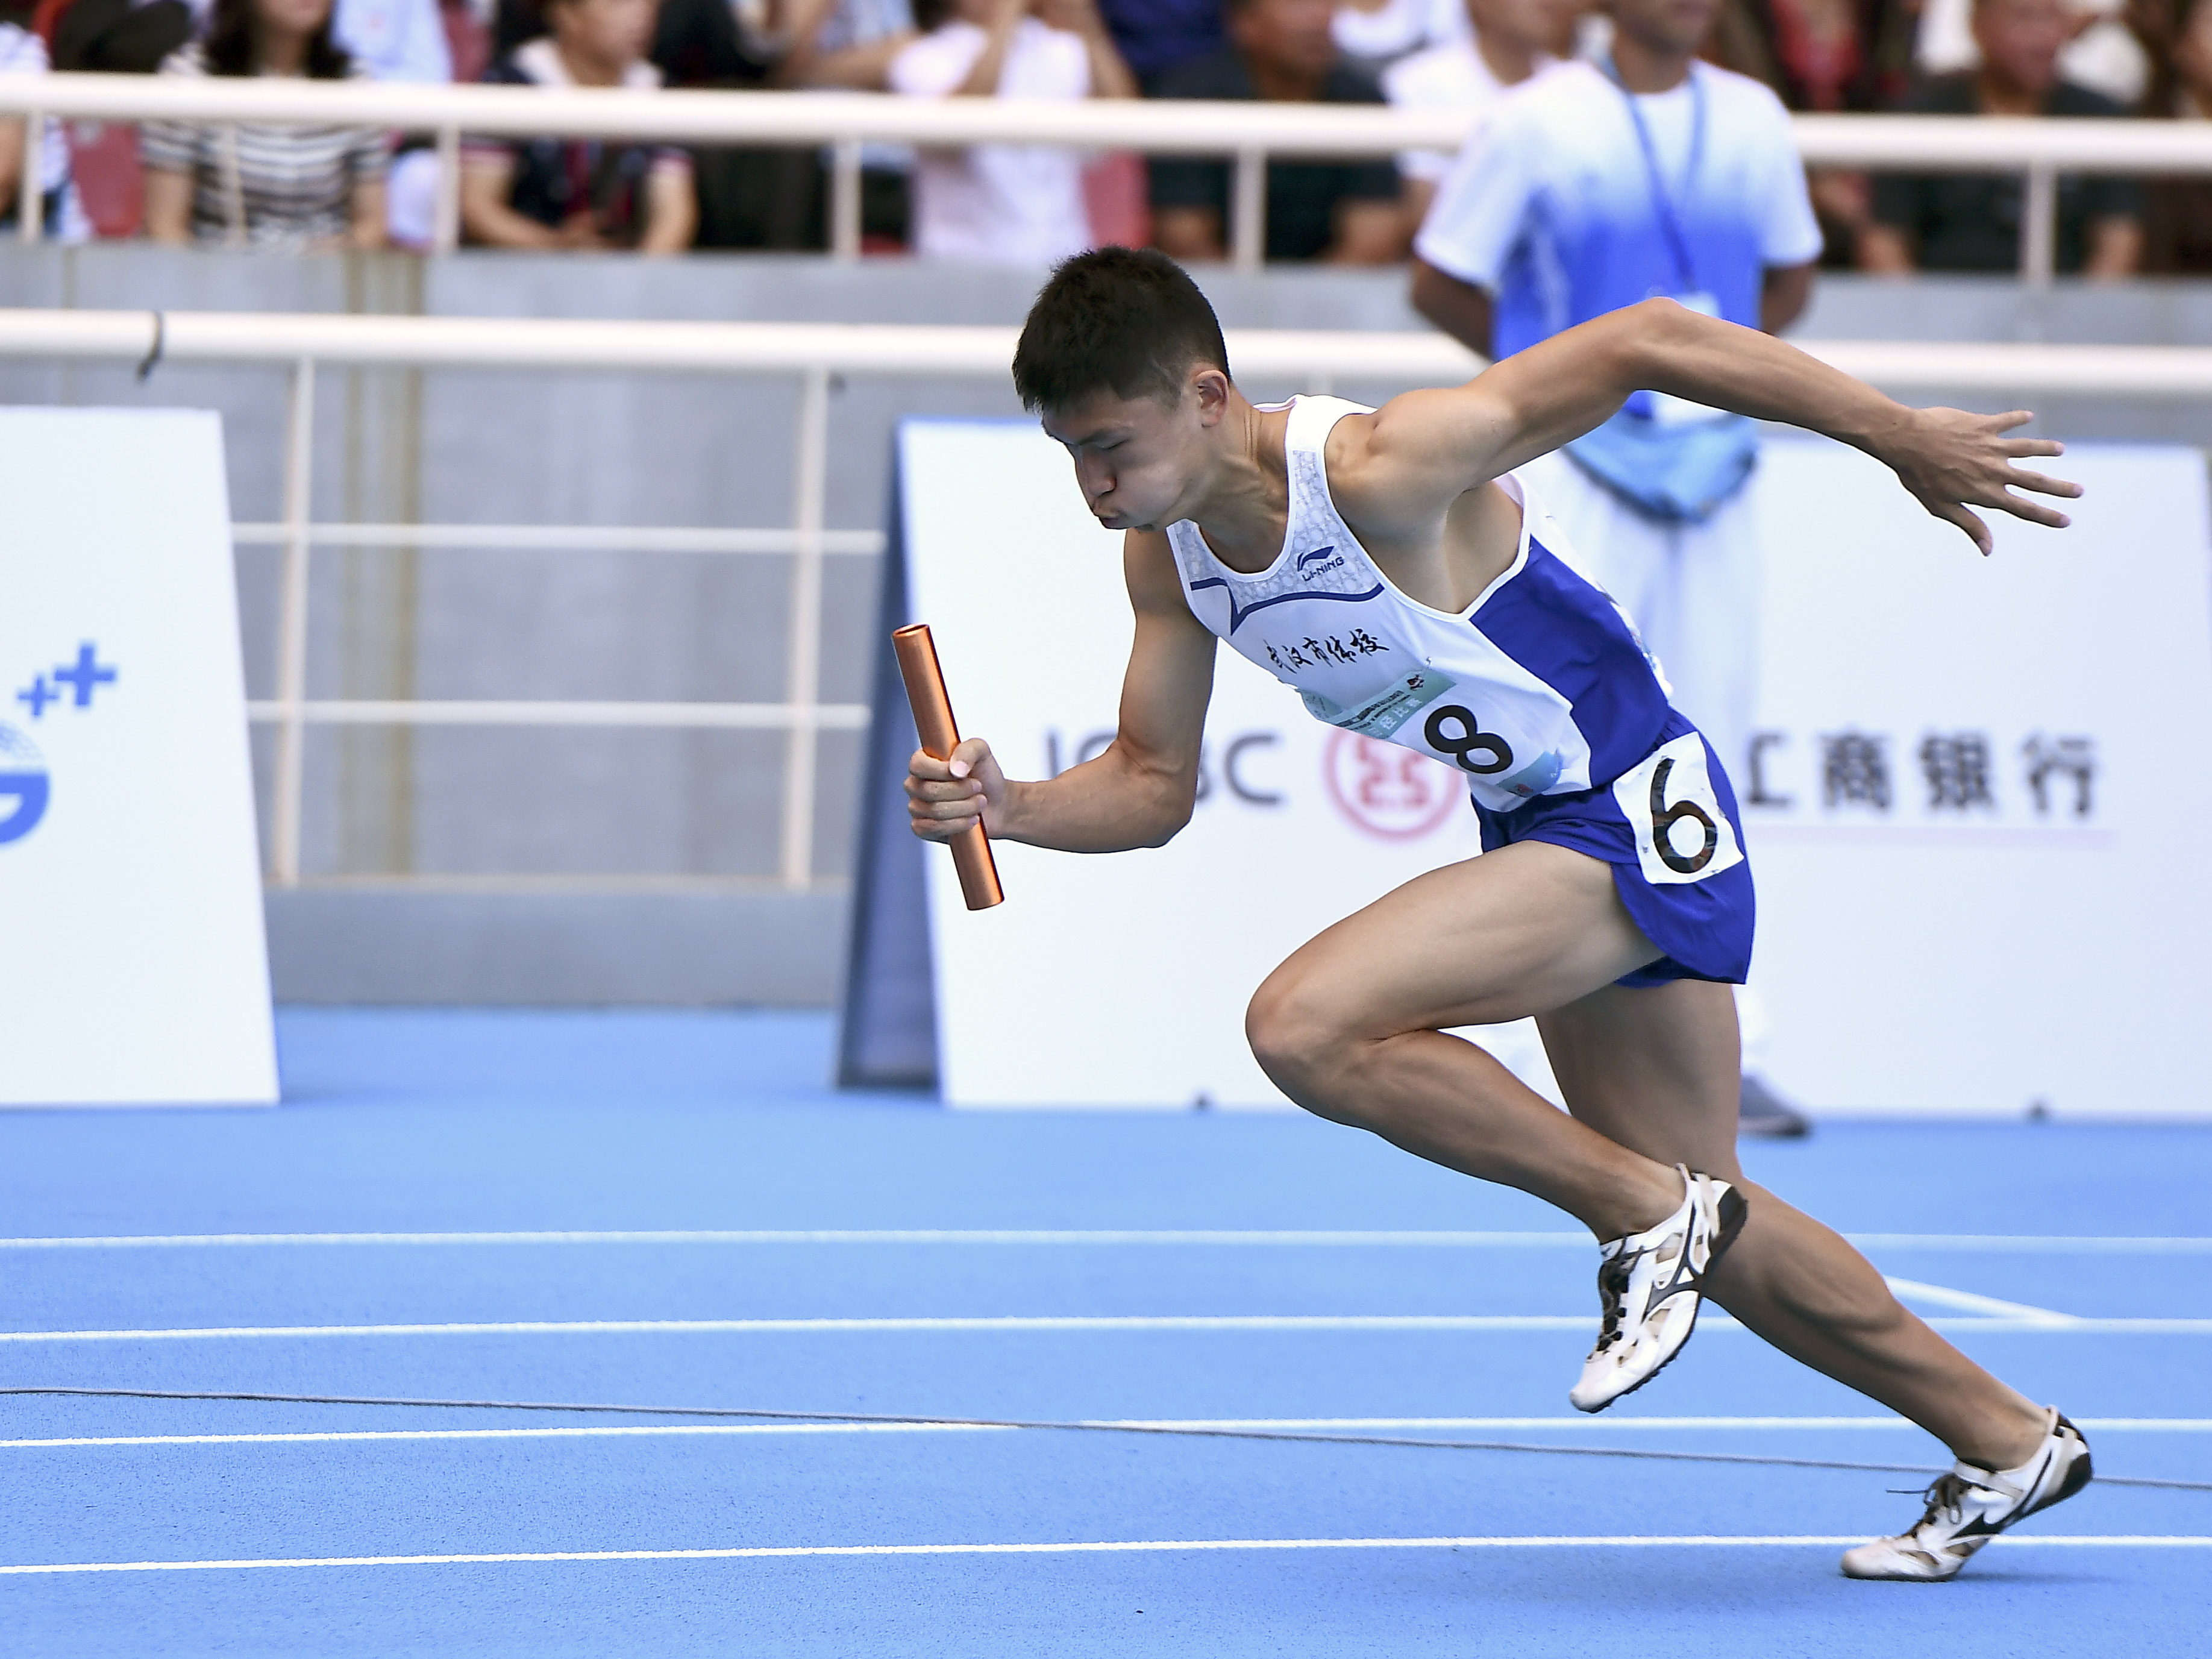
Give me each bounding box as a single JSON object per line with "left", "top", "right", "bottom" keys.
{"left": 1326, "top": 392, "right": 1504, "bottom": 530}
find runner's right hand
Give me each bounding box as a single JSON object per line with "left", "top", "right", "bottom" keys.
{"left": 907, "top": 738, "right": 1006, "bottom": 841}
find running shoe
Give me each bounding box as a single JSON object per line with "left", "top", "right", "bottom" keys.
{"left": 1840, "top": 1408, "right": 2093, "bottom": 1581}
{"left": 1568, "top": 1165, "right": 1747, "bottom": 1413}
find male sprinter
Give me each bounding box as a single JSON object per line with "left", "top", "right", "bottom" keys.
{"left": 907, "top": 248, "right": 2091, "bottom": 1580}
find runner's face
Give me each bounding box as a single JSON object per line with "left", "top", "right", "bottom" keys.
{"left": 1041, "top": 381, "right": 1213, "bottom": 533}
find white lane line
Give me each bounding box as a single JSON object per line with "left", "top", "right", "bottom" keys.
{"left": 0, "top": 1230, "right": 1594, "bottom": 1249}
{"left": 1850, "top": 1235, "right": 2212, "bottom": 1254}
{"left": 5, "top": 1314, "right": 2208, "bottom": 1342}
{"left": 0, "top": 1316, "right": 1591, "bottom": 1343}
{"left": 2, "top": 1229, "right": 2207, "bottom": 1252}
{"left": 0, "top": 1424, "right": 1011, "bottom": 1449}
{"left": 1103, "top": 1416, "right": 2212, "bottom": 1432}
{"left": 5, "top": 1536, "right": 2208, "bottom": 1575}
{"left": 1882, "top": 1278, "right": 2078, "bottom": 1325}
{"left": 5, "top": 1417, "right": 2205, "bottom": 1451}
{"left": 0, "top": 1315, "right": 2185, "bottom": 1343}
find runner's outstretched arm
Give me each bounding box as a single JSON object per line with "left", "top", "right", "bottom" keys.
{"left": 1346, "top": 297, "right": 2082, "bottom": 555}
{"left": 906, "top": 530, "right": 1217, "bottom": 854}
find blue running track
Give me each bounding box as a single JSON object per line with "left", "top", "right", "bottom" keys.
{"left": 2, "top": 1009, "right": 2207, "bottom": 1657}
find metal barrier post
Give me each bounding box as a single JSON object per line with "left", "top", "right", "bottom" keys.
{"left": 2023, "top": 163, "right": 2057, "bottom": 287}
{"left": 830, "top": 139, "right": 863, "bottom": 263}
{"left": 271, "top": 356, "right": 317, "bottom": 885}
{"left": 1231, "top": 147, "right": 1266, "bottom": 274}
{"left": 15, "top": 109, "right": 39, "bottom": 245}
{"left": 221, "top": 125, "right": 248, "bottom": 246}
{"left": 433, "top": 124, "right": 462, "bottom": 254}
{"left": 778, "top": 365, "right": 832, "bottom": 888}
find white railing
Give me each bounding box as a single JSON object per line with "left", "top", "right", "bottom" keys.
{"left": 4, "top": 306, "right": 2206, "bottom": 888}
{"left": 5, "top": 73, "right": 2212, "bottom": 276}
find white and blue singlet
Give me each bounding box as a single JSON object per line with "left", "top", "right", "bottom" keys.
{"left": 1163, "top": 395, "right": 1755, "bottom": 985}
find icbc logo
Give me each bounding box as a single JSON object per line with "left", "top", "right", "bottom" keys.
{"left": 1322, "top": 731, "right": 1462, "bottom": 840}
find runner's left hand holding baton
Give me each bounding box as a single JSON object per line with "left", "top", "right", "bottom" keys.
{"left": 896, "top": 624, "right": 1005, "bottom": 911}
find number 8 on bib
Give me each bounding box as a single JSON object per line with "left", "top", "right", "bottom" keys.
{"left": 1611, "top": 732, "right": 1745, "bottom": 887}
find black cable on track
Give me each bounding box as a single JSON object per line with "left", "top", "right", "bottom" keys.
{"left": 5, "top": 1387, "right": 2206, "bottom": 1491}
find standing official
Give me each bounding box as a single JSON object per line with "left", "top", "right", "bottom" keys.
{"left": 1409, "top": 0, "right": 1821, "bottom": 1135}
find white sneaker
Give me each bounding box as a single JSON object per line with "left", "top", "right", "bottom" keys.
{"left": 1841, "top": 1409, "right": 2093, "bottom": 1581}
{"left": 1568, "top": 1165, "right": 1747, "bottom": 1413}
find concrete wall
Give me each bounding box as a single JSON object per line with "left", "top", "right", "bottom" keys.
{"left": 4, "top": 246, "right": 2207, "bottom": 1002}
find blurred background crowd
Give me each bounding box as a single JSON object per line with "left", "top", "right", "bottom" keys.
{"left": 3, "top": 0, "right": 2208, "bottom": 269}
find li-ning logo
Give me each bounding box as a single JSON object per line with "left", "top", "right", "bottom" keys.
{"left": 1296, "top": 545, "right": 1346, "bottom": 582}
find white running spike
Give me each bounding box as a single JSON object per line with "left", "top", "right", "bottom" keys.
{"left": 1568, "top": 1167, "right": 1747, "bottom": 1414}
{"left": 1841, "top": 1409, "right": 2094, "bottom": 1581}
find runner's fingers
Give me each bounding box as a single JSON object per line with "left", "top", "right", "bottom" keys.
{"left": 948, "top": 737, "right": 995, "bottom": 782}
{"left": 908, "top": 747, "right": 957, "bottom": 783}
{"left": 1993, "top": 492, "right": 2073, "bottom": 529}
{"left": 2003, "top": 466, "right": 2084, "bottom": 500}
{"left": 907, "top": 774, "right": 984, "bottom": 805}
{"left": 1926, "top": 496, "right": 1993, "bottom": 555}
{"left": 909, "top": 806, "right": 981, "bottom": 841}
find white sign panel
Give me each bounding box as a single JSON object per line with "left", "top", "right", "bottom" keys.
{"left": 0, "top": 408, "right": 278, "bottom": 1106}
{"left": 903, "top": 421, "right": 2212, "bottom": 1118}
{"left": 1744, "top": 439, "right": 2212, "bottom": 1118}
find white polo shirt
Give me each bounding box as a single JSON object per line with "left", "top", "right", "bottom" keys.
{"left": 1331, "top": 0, "right": 1466, "bottom": 64}
{"left": 1415, "top": 61, "right": 1820, "bottom": 358}
{"left": 889, "top": 19, "right": 1094, "bottom": 266}
{"left": 1382, "top": 40, "right": 1555, "bottom": 185}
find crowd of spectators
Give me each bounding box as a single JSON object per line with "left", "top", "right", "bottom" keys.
{"left": 4, "top": 0, "right": 2212, "bottom": 271}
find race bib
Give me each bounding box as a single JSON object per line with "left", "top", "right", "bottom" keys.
{"left": 1612, "top": 732, "right": 1744, "bottom": 886}
{"left": 1302, "top": 668, "right": 1455, "bottom": 740}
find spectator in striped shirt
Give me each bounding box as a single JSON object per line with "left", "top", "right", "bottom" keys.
{"left": 141, "top": 0, "right": 390, "bottom": 247}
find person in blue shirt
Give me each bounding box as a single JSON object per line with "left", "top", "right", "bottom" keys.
{"left": 1409, "top": 0, "right": 1822, "bottom": 1134}
{"left": 1098, "top": 0, "right": 1220, "bottom": 86}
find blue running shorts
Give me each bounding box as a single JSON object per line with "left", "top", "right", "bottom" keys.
{"left": 1472, "top": 712, "right": 1755, "bottom": 988}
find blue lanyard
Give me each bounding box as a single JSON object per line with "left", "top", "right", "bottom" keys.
{"left": 1600, "top": 57, "right": 1706, "bottom": 298}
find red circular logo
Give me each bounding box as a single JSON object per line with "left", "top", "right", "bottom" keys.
{"left": 1322, "top": 732, "right": 1464, "bottom": 840}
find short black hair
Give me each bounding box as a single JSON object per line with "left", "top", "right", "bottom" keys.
{"left": 1012, "top": 248, "right": 1232, "bottom": 413}
{"left": 206, "top": 0, "right": 351, "bottom": 77}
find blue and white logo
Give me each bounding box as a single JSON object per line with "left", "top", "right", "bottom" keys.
{"left": 0, "top": 724, "right": 49, "bottom": 845}
{"left": 1296, "top": 545, "right": 1346, "bottom": 582}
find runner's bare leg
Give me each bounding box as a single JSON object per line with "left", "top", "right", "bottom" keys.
{"left": 1248, "top": 841, "right": 1685, "bottom": 1237}
{"left": 1247, "top": 839, "right": 2048, "bottom": 1470}
{"left": 1540, "top": 980, "right": 2048, "bottom": 1470}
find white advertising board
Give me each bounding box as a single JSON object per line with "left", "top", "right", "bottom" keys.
{"left": 0, "top": 408, "right": 278, "bottom": 1107}
{"left": 900, "top": 421, "right": 2212, "bottom": 1118}
{"left": 1743, "top": 439, "right": 2212, "bottom": 1118}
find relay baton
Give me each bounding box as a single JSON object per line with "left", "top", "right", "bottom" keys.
{"left": 892, "top": 623, "right": 1005, "bottom": 911}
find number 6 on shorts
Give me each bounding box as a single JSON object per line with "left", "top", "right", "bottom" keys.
{"left": 1611, "top": 732, "right": 1746, "bottom": 887}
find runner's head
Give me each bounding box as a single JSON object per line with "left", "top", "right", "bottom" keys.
{"left": 1014, "top": 248, "right": 1236, "bottom": 534}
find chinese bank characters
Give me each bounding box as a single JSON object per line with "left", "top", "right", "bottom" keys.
{"left": 1741, "top": 727, "right": 2100, "bottom": 828}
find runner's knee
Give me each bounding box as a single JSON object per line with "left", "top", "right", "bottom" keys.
{"left": 1244, "top": 967, "right": 1361, "bottom": 1106}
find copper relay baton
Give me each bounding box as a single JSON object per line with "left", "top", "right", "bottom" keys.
{"left": 892, "top": 623, "right": 1005, "bottom": 911}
